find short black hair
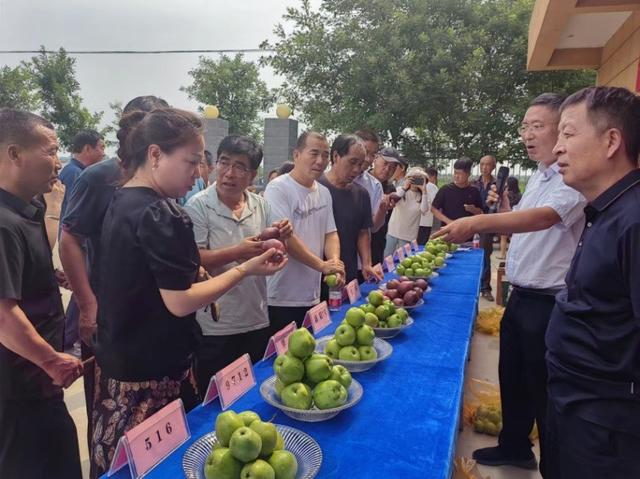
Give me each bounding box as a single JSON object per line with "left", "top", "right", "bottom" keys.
{"left": 530, "top": 93, "right": 566, "bottom": 112}
{"left": 426, "top": 167, "right": 438, "bottom": 178}
{"left": 330, "top": 134, "right": 364, "bottom": 164}
{"left": 277, "top": 161, "right": 295, "bottom": 175}
{"left": 295, "top": 130, "right": 327, "bottom": 150}
{"left": 203, "top": 150, "right": 213, "bottom": 167}
{"left": 355, "top": 129, "right": 380, "bottom": 144}
{"left": 453, "top": 157, "right": 473, "bottom": 173}
{"left": 0, "top": 109, "right": 54, "bottom": 147}
{"left": 561, "top": 86, "right": 640, "bottom": 164}
{"left": 217, "top": 135, "right": 263, "bottom": 170}
{"left": 71, "top": 129, "right": 102, "bottom": 154}
{"left": 123, "top": 95, "right": 169, "bottom": 115}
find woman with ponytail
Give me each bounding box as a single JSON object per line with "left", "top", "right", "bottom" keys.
{"left": 90, "top": 108, "right": 286, "bottom": 478}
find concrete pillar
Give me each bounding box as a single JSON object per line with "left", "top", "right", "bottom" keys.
{"left": 263, "top": 118, "right": 298, "bottom": 183}
{"left": 203, "top": 118, "right": 229, "bottom": 184}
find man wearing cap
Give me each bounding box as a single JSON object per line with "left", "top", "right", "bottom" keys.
{"left": 369, "top": 147, "right": 403, "bottom": 264}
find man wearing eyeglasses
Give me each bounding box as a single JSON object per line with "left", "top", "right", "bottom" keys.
{"left": 432, "top": 93, "right": 586, "bottom": 476}
{"left": 184, "top": 135, "right": 293, "bottom": 395}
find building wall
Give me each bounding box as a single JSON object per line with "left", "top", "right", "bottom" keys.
{"left": 597, "top": 11, "right": 640, "bottom": 91}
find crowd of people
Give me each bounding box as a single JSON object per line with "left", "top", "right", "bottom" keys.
{"left": 0, "top": 84, "right": 639, "bottom": 479}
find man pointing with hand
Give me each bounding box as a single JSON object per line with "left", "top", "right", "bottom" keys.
{"left": 432, "top": 93, "right": 585, "bottom": 476}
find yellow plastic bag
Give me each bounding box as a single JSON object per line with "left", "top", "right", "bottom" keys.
{"left": 475, "top": 307, "right": 504, "bottom": 336}
{"left": 463, "top": 378, "right": 538, "bottom": 439}
{"left": 453, "top": 458, "right": 489, "bottom": 479}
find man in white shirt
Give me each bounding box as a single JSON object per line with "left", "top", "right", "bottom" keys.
{"left": 185, "top": 135, "right": 293, "bottom": 393}
{"left": 264, "top": 131, "right": 345, "bottom": 333}
{"left": 417, "top": 167, "right": 439, "bottom": 244}
{"left": 433, "top": 93, "right": 586, "bottom": 476}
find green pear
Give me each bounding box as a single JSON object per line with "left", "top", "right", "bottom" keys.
{"left": 280, "top": 382, "right": 312, "bottom": 410}
{"left": 338, "top": 345, "right": 360, "bottom": 361}
{"left": 274, "top": 378, "right": 285, "bottom": 398}
{"left": 229, "top": 426, "right": 262, "bottom": 463}
{"left": 387, "top": 314, "right": 403, "bottom": 328}
{"left": 287, "top": 328, "right": 315, "bottom": 359}
{"left": 215, "top": 410, "right": 244, "bottom": 447}
{"left": 238, "top": 410, "right": 261, "bottom": 427}
{"left": 323, "top": 338, "right": 341, "bottom": 359}
{"left": 355, "top": 324, "right": 375, "bottom": 346}
{"left": 334, "top": 323, "right": 356, "bottom": 346}
{"left": 329, "top": 364, "right": 352, "bottom": 389}
{"left": 274, "top": 431, "right": 285, "bottom": 451}
{"left": 240, "top": 459, "right": 275, "bottom": 479}
{"left": 204, "top": 447, "right": 243, "bottom": 479}
{"left": 364, "top": 312, "right": 379, "bottom": 327}
{"left": 359, "top": 346, "right": 378, "bottom": 361}
{"left": 273, "top": 354, "right": 304, "bottom": 385}
{"left": 345, "top": 307, "right": 366, "bottom": 328}
{"left": 312, "top": 379, "right": 348, "bottom": 409}
{"left": 267, "top": 450, "right": 298, "bottom": 479}
{"left": 249, "top": 419, "right": 278, "bottom": 457}
{"left": 304, "top": 354, "right": 332, "bottom": 383}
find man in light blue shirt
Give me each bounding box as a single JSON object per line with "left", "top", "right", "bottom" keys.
{"left": 433, "top": 93, "right": 586, "bottom": 476}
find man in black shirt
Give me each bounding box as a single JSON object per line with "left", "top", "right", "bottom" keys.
{"left": 318, "top": 134, "right": 382, "bottom": 284}
{"left": 545, "top": 86, "right": 640, "bottom": 478}
{"left": 0, "top": 109, "right": 83, "bottom": 478}
{"left": 431, "top": 157, "right": 483, "bottom": 240}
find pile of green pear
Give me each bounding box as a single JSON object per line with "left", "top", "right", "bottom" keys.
{"left": 207, "top": 409, "right": 297, "bottom": 479}
{"left": 395, "top": 239, "right": 456, "bottom": 277}
{"left": 321, "top": 307, "right": 380, "bottom": 361}
{"left": 358, "top": 291, "right": 410, "bottom": 329}
{"left": 473, "top": 404, "right": 502, "bottom": 436}
{"left": 273, "top": 328, "right": 352, "bottom": 410}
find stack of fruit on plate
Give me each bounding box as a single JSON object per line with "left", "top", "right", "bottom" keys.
{"left": 273, "top": 328, "right": 352, "bottom": 410}
{"left": 207, "top": 409, "right": 297, "bottom": 479}
{"left": 358, "top": 290, "right": 413, "bottom": 325}
{"left": 321, "top": 307, "right": 379, "bottom": 360}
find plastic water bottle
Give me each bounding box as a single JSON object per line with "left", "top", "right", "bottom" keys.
{"left": 328, "top": 287, "right": 342, "bottom": 311}
{"left": 473, "top": 233, "right": 480, "bottom": 249}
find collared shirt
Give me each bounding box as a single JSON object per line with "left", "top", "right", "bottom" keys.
{"left": 546, "top": 169, "right": 640, "bottom": 437}
{"left": 354, "top": 171, "right": 383, "bottom": 216}
{"left": 185, "top": 185, "right": 272, "bottom": 336}
{"left": 58, "top": 157, "right": 86, "bottom": 232}
{"left": 61, "top": 158, "right": 121, "bottom": 292}
{"left": 0, "top": 188, "right": 64, "bottom": 399}
{"left": 371, "top": 179, "right": 396, "bottom": 265}
{"left": 506, "top": 162, "right": 586, "bottom": 289}
{"left": 178, "top": 177, "right": 206, "bottom": 206}
{"left": 472, "top": 175, "right": 496, "bottom": 213}
{"left": 264, "top": 174, "right": 337, "bottom": 307}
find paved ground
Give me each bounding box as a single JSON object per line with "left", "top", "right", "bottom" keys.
{"left": 56, "top": 247, "right": 542, "bottom": 479}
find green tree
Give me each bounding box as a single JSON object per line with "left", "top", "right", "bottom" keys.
{"left": 261, "top": 0, "right": 595, "bottom": 167}
{"left": 0, "top": 65, "right": 41, "bottom": 111}
{"left": 28, "top": 47, "right": 102, "bottom": 149}
{"left": 182, "top": 54, "right": 275, "bottom": 140}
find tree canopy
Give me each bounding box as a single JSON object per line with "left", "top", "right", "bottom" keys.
{"left": 261, "top": 0, "right": 596, "bottom": 167}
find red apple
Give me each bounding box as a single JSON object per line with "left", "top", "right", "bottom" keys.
{"left": 392, "top": 298, "right": 404, "bottom": 307}
{"left": 415, "top": 279, "right": 428, "bottom": 291}
{"left": 403, "top": 290, "right": 418, "bottom": 306}
{"left": 262, "top": 238, "right": 285, "bottom": 262}
{"left": 258, "top": 227, "right": 280, "bottom": 240}
{"left": 386, "top": 289, "right": 399, "bottom": 300}
{"left": 413, "top": 286, "right": 424, "bottom": 297}
{"left": 398, "top": 276, "right": 410, "bottom": 282}
{"left": 397, "top": 281, "right": 414, "bottom": 296}
{"left": 387, "top": 279, "right": 400, "bottom": 290}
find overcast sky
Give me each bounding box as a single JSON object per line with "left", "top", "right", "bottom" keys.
{"left": 0, "top": 0, "right": 318, "bottom": 146}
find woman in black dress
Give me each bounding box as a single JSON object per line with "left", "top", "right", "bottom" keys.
{"left": 90, "top": 108, "right": 286, "bottom": 478}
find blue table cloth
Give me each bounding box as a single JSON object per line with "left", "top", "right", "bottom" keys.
{"left": 104, "top": 249, "right": 483, "bottom": 479}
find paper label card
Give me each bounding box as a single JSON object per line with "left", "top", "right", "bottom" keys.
{"left": 384, "top": 255, "right": 395, "bottom": 273}
{"left": 345, "top": 279, "right": 361, "bottom": 304}
{"left": 395, "top": 247, "right": 405, "bottom": 261}
{"left": 411, "top": 239, "right": 419, "bottom": 251}
{"left": 263, "top": 321, "right": 297, "bottom": 360}
{"left": 404, "top": 243, "right": 412, "bottom": 256}
{"left": 302, "top": 301, "right": 332, "bottom": 334}
{"left": 110, "top": 399, "right": 190, "bottom": 478}
{"left": 215, "top": 354, "right": 256, "bottom": 411}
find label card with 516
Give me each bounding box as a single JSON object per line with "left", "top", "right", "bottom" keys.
{"left": 108, "top": 399, "right": 190, "bottom": 478}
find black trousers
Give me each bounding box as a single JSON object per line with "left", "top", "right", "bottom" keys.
{"left": 268, "top": 305, "right": 312, "bottom": 336}
{"left": 193, "top": 326, "right": 271, "bottom": 396}
{"left": 417, "top": 226, "right": 432, "bottom": 245}
{"left": 545, "top": 403, "right": 640, "bottom": 479}
{"left": 480, "top": 233, "right": 493, "bottom": 292}
{"left": 498, "top": 288, "right": 556, "bottom": 473}
{"left": 0, "top": 394, "right": 82, "bottom": 479}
